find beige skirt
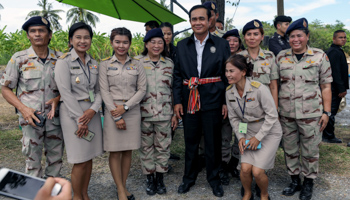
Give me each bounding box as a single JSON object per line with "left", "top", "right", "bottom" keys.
{"left": 103, "top": 101, "right": 141, "bottom": 151}
{"left": 241, "top": 120, "right": 282, "bottom": 170}
{"left": 60, "top": 101, "right": 103, "bottom": 164}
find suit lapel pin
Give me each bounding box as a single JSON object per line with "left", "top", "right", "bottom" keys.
{"left": 210, "top": 46, "right": 216, "bottom": 53}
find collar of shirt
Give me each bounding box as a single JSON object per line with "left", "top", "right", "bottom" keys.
{"left": 27, "top": 46, "right": 56, "bottom": 61}
{"left": 70, "top": 48, "right": 91, "bottom": 65}
{"left": 194, "top": 32, "right": 209, "bottom": 46}
{"left": 111, "top": 54, "right": 131, "bottom": 64}
{"left": 231, "top": 77, "right": 254, "bottom": 99}
{"left": 142, "top": 54, "right": 166, "bottom": 64}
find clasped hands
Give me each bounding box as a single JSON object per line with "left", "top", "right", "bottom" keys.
{"left": 238, "top": 136, "right": 260, "bottom": 154}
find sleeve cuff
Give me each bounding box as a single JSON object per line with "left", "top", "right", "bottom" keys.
{"left": 255, "top": 132, "right": 264, "bottom": 141}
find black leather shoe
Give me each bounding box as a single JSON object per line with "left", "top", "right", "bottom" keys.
{"left": 241, "top": 185, "right": 255, "bottom": 200}
{"left": 212, "top": 184, "right": 224, "bottom": 197}
{"left": 156, "top": 172, "right": 166, "bottom": 194}
{"left": 146, "top": 174, "right": 156, "bottom": 195}
{"left": 219, "top": 170, "right": 230, "bottom": 185}
{"left": 282, "top": 175, "right": 301, "bottom": 196}
{"left": 299, "top": 178, "right": 313, "bottom": 200}
{"left": 170, "top": 153, "right": 180, "bottom": 160}
{"left": 127, "top": 194, "right": 135, "bottom": 200}
{"left": 178, "top": 182, "right": 195, "bottom": 194}
{"left": 322, "top": 137, "right": 342, "bottom": 143}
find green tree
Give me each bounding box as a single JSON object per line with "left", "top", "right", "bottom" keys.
{"left": 26, "top": 0, "right": 64, "bottom": 31}
{"left": 224, "top": 17, "right": 235, "bottom": 31}
{"left": 66, "top": 7, "right": 100, "bottom": 28}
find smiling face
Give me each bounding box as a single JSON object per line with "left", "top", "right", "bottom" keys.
{"left": 289, "top": 29, "right": 309, "bottom": 54}
{"left": 244, "top": 29, "right": 263, "bottom": 49}
{"left": 27, "top": 26, "right": 52, "bottom": 47}
{"left": 190, "top": 8, "right": 210, "bottom": 37}
{"left": 225, "top": 62, "right": 246, "bottom": 85}
{"left": 111, "top": 35, "right": 130, "bottom": 57}
{"left": 161, "top": 27, "right": 173, "bottom": 46}
{"left": 226, "top": 36, "right": 240, "bottom": 54}
{"left": 145, "top": 37, "right": 164, "bottom": 58}
{"left": 70, "top": 29, "right": 91, "bottom": 54}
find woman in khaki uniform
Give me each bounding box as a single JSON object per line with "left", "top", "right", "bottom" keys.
{"left": 225, "top": 54, "right": 282, "bottom": 200}
{"left": 55, "top": 22, "right": 103, "bottom": 200}
{"left": 99, "top": 27, "right": 146, "bottom": 200}
{"left": 238, "top": 19, "right": 279, "bottom": 107}
{"left": 138, "top": 28, "right": 178, "bottom": 196}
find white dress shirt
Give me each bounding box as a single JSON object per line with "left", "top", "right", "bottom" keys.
{"left": 194, "top": 33, "right": 209, "bottom": 77}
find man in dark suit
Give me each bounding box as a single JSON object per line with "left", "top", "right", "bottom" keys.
{"left": 173, "top": 4, "right": 230, "bottom": 197}
{"left": 323, "top": 30, "right": 349, "bottom": 143}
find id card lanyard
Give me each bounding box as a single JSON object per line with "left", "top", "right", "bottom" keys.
{"left": 77, "top": 59, "right": 94, "bottom": 102}
{"left": 237, "top": 96, "right": 247, "bottom": 134}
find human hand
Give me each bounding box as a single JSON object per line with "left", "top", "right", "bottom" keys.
{"left": 111, "top": 103, "right": 126, "bottom": 117}
{"left": 46, "top": 96, "right": 60, "bottom": 120}
{"left": 34, "top": 177, "right": 72, "bottom": 200}
{"left": 222, "top": 104, "right": 228, "bottom": 119}
{"left": 238, "top": 138, "right": 246, "bottom": 155}
{"left": 19, "top": 106, "right": 40, "bottom": 127}
{"left": 174, "top": 104, "right": 183, "bottom": 119}
{"left": 338, "top": 91, "right": 347, "bottom": 98}
{"left": 76, "top": 124, "right": 89, "bottom": 137}
{"left": 78, "top": 109, "right": 96, "bottom": 125}
{"left": 115, "top": 119, "right": 126, "bottom": 130}
{"left": 171, "top": 115, "right": 178, "bottom": 131}
{"left": 244, "top": 137, "right": 260, "bottom": 151}
{"left": 318, "top": 114, "right": 329, "bottom": 132}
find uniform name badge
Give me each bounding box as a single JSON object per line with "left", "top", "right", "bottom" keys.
{"left": 89, "top": 90, "right": 95, "bottom": 102}
{"left": 238, "top": 122, "right": 247, "bottom": 134}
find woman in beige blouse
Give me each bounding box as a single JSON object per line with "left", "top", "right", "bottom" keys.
{"left": 99, "top": 27, "right": 146, "bottom": 200}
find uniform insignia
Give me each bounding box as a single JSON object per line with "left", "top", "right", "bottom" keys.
{"left": 303, "top": 20, "right": 307, "bottom": 28}
{"left": 251, "top": 81, "right": 261, "bottom": 88}
{"left": 226, "top": 84, "right": 233, "bottom": 91}
{"left": 145, "top": 57, "right": 150, "bottom": 61}
{"left": 281, "top": 60, "right": 289, "bottom": 64}
{"left": 89, "top": 65, "right": 97, "bottom": 69}
{"left": 28, "top": 54, "right": 35, "bottom": 57}
{"left": 254, "top": 21, "right": 260, "bottom": 27}
{"left": 307, "top": 50, "right": 312, "bottom": 54}
{"left": 71, "top": 66, "right": 80, "bottom": 69}
{"left": 325, "top": 55, "right": 329, "bottom": 62}
{"left": 42, "top": 17, "right": 48, "bottom": 25}
{"left": 259, "top": 52, "right": 264, "bottom": 57}
{"left": 108, "top": 67, "right": 118, "bottom": 70}
{"left": 129, "top": 63, "right": 135, "bottom": 66}
{"left": 10, "top": 58, "right": 15, "bottom": 64}
{"left": 50, "top": 53, "right": 55, "bottom": 58}
{"left": 211, "top": 2, "right": 215, "bottom": 9}
{"left": 306, "top": 59, "right": 315, "bottom": 64}
{"left": 23, "top": 66, "right": 36, "bottom": 71}
{"left": 215, "top": 30, "right": 218, "bottom": 34}
{"left": 261, "top": 62, "right": 269, "bottom": 66}
{"left": 246, "top": 98, "right": 255, "bottom": 102}
{"left": 229, "top": 99, "right": 236, "bottom": 102}
{"left": 51, "top": 61, "right": 56, "bottom": 65}
{"left": 126, "top": 66, "right": 136, "bottom": 70}
{"left": 75, "top": 77, "right": 80, "bottom": 84}
{"left": 160, "top": 57, "right": 165, "bottom": 61}
{"left": 60, "top": 53, "right": 68, "bottom": 59}
{"left": 210, "top": 46, "right": 216, "bottom": 53}
{"left": 102, "top": 56, "right": 111, "bottom": 61}
{"left": 288, "top": 61, "right": 294, "bottom": 64}
{"left": 27, "top": 62, "right": 34, "bottom": 66}
{"left": 144, "top": 66, "right": 152, "bottom": 70}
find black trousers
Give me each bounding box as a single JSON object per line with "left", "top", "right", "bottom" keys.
{"left": 323, "top": 90, "right": 342, "bottom": 139}
{"left": 182, "top": 108, "right": 222, "bottom": 187}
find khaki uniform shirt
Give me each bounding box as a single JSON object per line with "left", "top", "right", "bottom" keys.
{"left": 226, "top": 78, "right": 280, "bottom": 141}
{"left": 210, "top": 27, "right": 226, "bottom": 38}
{"left": 276, "top": 47, "right": 333, "bottom": 119}
{"left": 54, "top": 48, "right": 101, "bottom": 125}
{"left": 0, "top": 46, "right": 62, "bottom": 130}
{"left": 139, "top": 55, "right": 174, "bottom": 121}
{"left": 99, "top": 55, "right": 147, "bottom": 120}
{"left": 239, "top": 48, "right": 279, "bottom": 86}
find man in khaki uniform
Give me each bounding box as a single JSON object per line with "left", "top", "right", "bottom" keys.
{"left": 0, "top": 16, "right": 64, "bottom": 177}
{"left": 277, "top": 18, "right": 332, "bottom": 200}
{"left": 203, "top": 1, "right": 226, "bottom": 38}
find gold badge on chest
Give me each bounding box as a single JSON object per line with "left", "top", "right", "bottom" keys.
{"left": 76, "top": 77, "right": 80, "bottom": 84}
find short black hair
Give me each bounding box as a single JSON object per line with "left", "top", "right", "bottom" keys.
{"left": 216, "top": 19, "right": 224, "bottom": 26}
{"left": 160, "top": 22, "right": 174, "bottom": 34}
{"left": 333, "top": 30, "right": 346, "bottom": 38}
{"left": 225, "top": 54, "right": 253, "bottom": 77}
{"left": 189, "top": 5, "right": 211, "bottom": 21}
{"left": 110, "top": 27, "right": 132, "bottom": 43}
{"left": 144, "top": 20, "right": 159, "bottom": 29}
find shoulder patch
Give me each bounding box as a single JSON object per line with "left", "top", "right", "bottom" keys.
{"left": 251, "top": 81, "right": 261, "bottom": 88}
{"left": 133, "top": 55, "right": 143, "bottom": 60}
{"left": 102, "top": 56, "right": 111, "bottom": 61}
{"left": 226, "top": 84, "right": 233, "bottom": 91}
{"left": 59, "top": 53, "right": 68, "bottom": 59}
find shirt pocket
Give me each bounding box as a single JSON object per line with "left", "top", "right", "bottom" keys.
{"left": 107, "top": 69, "right": 120, "bottom": 86}
{"left": 126, "top": 69, "right": 139, "bottom": 88}
{"left": 245, "top": 98, "right": 261, "bottom": 118}
{"left": 21, "top": 68, "right": 42, "bottom": 91}
{"left": 70, "top": 68, "right": 85, "bottom": 85}
{"left": 302, "top": 91, "right": 321, "bottom": 114}
{"left": 89, "top": 68, "right": 98, "bottom": 89}
{"left": 255, "top": 66, "right": 271, "bottom": 85}
{"left": 279, "top": 64, "right": 294, "bottom": 83}
{"left": 302, "top": 64, "right": 319, "bottom": 83}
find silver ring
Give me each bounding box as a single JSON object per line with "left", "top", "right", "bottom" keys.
{"left": 26, "top": 120, "right": 29, "bottom": 123}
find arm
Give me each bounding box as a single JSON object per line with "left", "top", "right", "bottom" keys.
{"left": 269, "top": 80, "right": 278, "bottom": 109}
{"left": 173, "top": 43, "right": 184, "bottom": 119}
{"left": 319, "top": 83, "right": 332, "bottom": 131}
{"left": 54, "top": 59, "right": 84, "bottom": 125}
{"left": 269, "top": 53, "right": 279, "bottom": 109}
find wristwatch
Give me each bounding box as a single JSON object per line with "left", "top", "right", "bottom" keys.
{"left": 323, "top": 111, "right": 331, "bottom": 117}
{"left": 123, "top": 104, "right": 129, "bottom": 112}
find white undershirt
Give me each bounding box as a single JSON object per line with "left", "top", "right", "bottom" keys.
{"left": 194, "top": 33, "right": 209, "bottom": 77}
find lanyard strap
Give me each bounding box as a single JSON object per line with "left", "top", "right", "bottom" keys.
{"left": 77, "top": 59, "right": 90, "bottom": 83}
{"left": 236, "top": 96, "right": 246, "bottom": 119}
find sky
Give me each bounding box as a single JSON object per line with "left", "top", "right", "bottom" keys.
{"left": 0, "top": 0, "right": 349, "bottom": 38}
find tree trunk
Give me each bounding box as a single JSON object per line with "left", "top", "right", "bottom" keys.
{"left": 200, "top": 0, "right": 225, "bottom": 22}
